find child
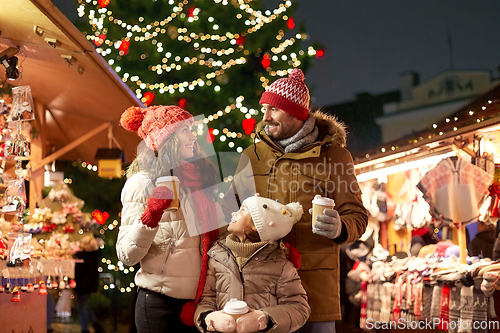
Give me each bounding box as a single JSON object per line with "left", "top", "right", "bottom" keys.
{"left": 194, "top": 194, "right": 311, "bottom": 333}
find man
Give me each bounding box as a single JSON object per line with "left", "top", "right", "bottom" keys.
{"left": 230, "top": 68, "right": 368, "bottom": 333}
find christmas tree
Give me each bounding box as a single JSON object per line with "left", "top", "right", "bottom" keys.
{"left": 75, "top": 0, "right": 322, "bottom": 152}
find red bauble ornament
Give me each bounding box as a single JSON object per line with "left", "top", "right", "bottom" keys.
{"left": 119, "top": 40, "right": 130, "bottom": 55}
{"left": 178, "top": 98, "right": 187, "bottom": 109}
{"left": 287, "top": 17, "right": 295, "bottom": 30}
{"left": 316, "top": 49, "right": 325, "bottom": 59}
{"left": 235, "top": 35, "right": 245, "bottom": 45}
{"left": 93, "top": 34, "right": 106, "bottom": 47}
{"left": 242, "top": 118, "right": 256, "bottom": 135}
{"left": 188, "top": 6, "right": 196, "bottom": 17}
{"left": 261, "top": 54, "right": 270, "bottom": 69}
{"left": 207, "top": 128, "right": 215, "bottom": 144}
{"left": 143, "top": 92, "right": 155, "bottom": 106}
{"left": 98, "top": 0, "right": 111, "bottom": 8}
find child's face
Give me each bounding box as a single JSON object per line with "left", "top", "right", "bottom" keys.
{"left": 174, "top": 121, "right": 196, "bottom": 161}
{"left": 228, "top": 204, "right": 256, "bottom": 242}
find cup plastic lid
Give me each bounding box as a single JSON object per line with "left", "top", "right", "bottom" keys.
{"left": 312, "top": 195, "right": 335, "bottom": 206}
{"left": 155, "top": 176, "right": 179, "bottom": 185}
{"left": 223, "top": 298, "right": 248, "bottom": 314}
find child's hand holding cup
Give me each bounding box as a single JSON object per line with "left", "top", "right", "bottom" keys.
{"left": 223, "top": 299, "right": 249, "bottom": 333}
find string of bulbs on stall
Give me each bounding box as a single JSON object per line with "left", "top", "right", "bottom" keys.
{"left": 362, "top": 99, "right": 500, "bottom": 160}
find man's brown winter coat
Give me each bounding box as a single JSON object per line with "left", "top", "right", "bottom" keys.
{"left": 231, "top": 111, "right": 368, "bottom": 321}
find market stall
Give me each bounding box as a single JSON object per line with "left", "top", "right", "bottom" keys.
{"left": 349, "top": 83, "right": 500, "bottom": 332}
{"left": 0, "top": 0, "right": 142, "bottom": 332}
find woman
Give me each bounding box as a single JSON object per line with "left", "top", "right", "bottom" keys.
{"left": 117, "top": 105, "right": 223, "bottom": 332}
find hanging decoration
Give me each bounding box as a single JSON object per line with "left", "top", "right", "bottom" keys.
{"left": 143, "top": 91, "right": 155, "bottom": 106}
{"left": 92, "top": 209, "right": 110, "bottom": 225}
{"left": 118, "top": 39, "right": 130, "bottom": 56}
{"left": 98, "top": 0, "right": 111, "bottom": 8}
{"left": 261, "top": 54, "right": 271, "bottom": 69}
{"left": 242, "top": 117, "right": 256, "bottom": 135}
{"left": 178, "top": 98, "right": 187, "bottom": 109}
{"left": 207, "top": 128, "right": 215, "bottom": 144}
{"left": 93, "top": 34, "right": 107, "bottom": 47}
{"left": 315, "top": 49, "right": 325, "bottom": 59}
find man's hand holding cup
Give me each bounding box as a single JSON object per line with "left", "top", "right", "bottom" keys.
{"left": 310, "top": 195, "right": 341, "bottom": 240}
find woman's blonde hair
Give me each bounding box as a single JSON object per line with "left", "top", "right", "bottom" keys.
{"left": 126, "top": 133, "right": 218, "bottom": 194}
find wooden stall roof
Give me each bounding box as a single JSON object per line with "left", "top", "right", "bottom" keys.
{"left": 0, "top": 0, "right": 143, "bottom": 165}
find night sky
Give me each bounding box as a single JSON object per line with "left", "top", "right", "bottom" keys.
{"left": 291, "top": 0, "right": 500, "bottom": 107}
{"left": 56, "top": 0, "right": 500, "bottom": 108}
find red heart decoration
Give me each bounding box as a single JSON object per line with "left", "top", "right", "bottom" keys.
{"left": 92, "top": 209, "right": 110, "bottom": 225}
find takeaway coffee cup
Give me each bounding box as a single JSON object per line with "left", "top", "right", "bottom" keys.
{"left": 154, "top": 176, "right": 180, "bottom": 210}
{"left": 312, "top": 195, "right": 335, "bottom": 229}
{"left": 223, "top": 298, "right": 249, "bottom": 328}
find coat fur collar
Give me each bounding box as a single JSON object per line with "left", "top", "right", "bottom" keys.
{"left": 255, "top": 110, "right": 347, "bottom": 148}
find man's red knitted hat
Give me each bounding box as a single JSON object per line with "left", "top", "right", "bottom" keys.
{"left": 259, "top": 68, "right": 310, "bottom": 121}
{"left": 120, "top": 105, "right": 193, "bottom": 151}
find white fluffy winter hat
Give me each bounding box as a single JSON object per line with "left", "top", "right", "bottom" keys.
{"left": 243, "top": 195, "right": 303, "bottom": 241}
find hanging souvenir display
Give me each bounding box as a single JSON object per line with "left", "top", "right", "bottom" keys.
{"left": 6, "top": 232, "right": 31, "bottom": 267}
{"left": 9, "top": 86, "right": 35, "bottom": 122}
{"left": 2, "top": 178, "right": 26, "bottom": 215}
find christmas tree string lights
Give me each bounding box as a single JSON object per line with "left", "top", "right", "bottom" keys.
{"left": 75, "top": 0, "right": 322, "bottom": 152}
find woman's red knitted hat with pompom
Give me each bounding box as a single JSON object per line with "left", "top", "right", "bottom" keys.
{"left": 120, "top": 105, "right": 193, "bottom": 151}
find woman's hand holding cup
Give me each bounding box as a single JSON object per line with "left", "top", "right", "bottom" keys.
{"left": 140, "top": 187, "right": 174, "bottom": 228}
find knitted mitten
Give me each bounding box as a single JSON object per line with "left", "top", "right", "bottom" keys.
{"left": 205, "top": 311, "right": 236, "bottom": 333}
{"left": 141, "top": 187, "right": 173, "bottom": 228}
{"left": 235, "top": 309, "right": 268, "bottom": 333}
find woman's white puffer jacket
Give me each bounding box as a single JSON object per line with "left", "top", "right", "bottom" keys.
{"left": 117, "top": 172, "right": 224, "bottom": 299}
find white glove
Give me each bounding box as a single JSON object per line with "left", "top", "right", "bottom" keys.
{"left": 205, "top": 310, "right": 236, "bottom": 332}
{"left": 310, "top": 208, "right": 342, "bottom": 239}
{"left": 236, "top": 309, "right": 268, "bottom": 333}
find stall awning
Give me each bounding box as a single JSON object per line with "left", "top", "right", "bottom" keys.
{"left": 0, "top": 0, "right": 143, "bottom": 165}
{"left": 354, "top": 83, "right": 500, "bottom": 181}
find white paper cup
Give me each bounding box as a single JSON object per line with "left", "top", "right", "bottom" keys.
{"left": 312, "top": 195, "right": 335, "bottom": 229}
{"left": 155, "top": 176, "right": 180, "bottom": 211}
{"left": 223, "top": 298, "right": 249, "bottom": 330}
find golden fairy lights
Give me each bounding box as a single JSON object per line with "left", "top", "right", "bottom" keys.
{"left": 77, "top": 0, "right": 316, "bottom": 150}
{"left": 366, "top": 99, "right": 499, "bottom": 158}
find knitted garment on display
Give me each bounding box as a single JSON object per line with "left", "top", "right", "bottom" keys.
{"left": 392, "top": 273, "right": 403, "bottom": 322}
{"left": 359, "top": 281, "right": 368, "bottom": 330}
{"left": 431, "top": 284, "right": 443, "bottom": 321}
{"left": 472, "top": 287, "right": 488, "bottom": 333}
{"left": 422, "top": 283, "right": 433, "bottom": 321}
{"left": 179, "top": 161, "right": 219, "bottom": 326}
{"left": 379, "top": 282, "right": 393, "bottom": 323}
{"left": 412, "top": 282, "right": 423, "bottom": 319}
{"left": 458, "top": 286, "right": 474, "bottom": 333}
{"left": 417, "top": 157, "right": 493, "bottom": 225}
{"left": 449, "top": 286, "right": 461, "bottom": 333}
{"left": 438, "top": 284, "right": 450, "bottom": 330}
